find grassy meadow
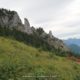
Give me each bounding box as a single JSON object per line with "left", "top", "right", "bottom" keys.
{"left": 0, "top": 36, "right": 80, "bottom": 80}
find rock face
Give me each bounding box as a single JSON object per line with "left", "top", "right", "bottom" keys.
{"left": 0, "top": 9, "right": 23, "bottom": 31}
{"left": 46, "top": 36, "right": 70, "bottom": 52}
{"left": 24, "top": 18, "right": 33, "bottom": 34}
{"left": 40, "top": 30, "right": 70, "bottom": 52}
{"left": 49, "top": 30, "right": 53, "bottom": 38}
{"left": 0, "top": 8, "right": 33, "bottom": 34}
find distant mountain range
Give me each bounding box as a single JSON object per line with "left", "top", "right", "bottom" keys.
{"left": 64, "top": 38, "right": 80, "bottom": 46}
{"left": 68, "top": 44, "right": 80, "bottom": 56}
{"left": 63, "top": 39, "right": 80, "bottom": 56}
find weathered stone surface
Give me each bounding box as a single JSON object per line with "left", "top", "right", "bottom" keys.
{"left": 0, "top": 9, "right": 23, "bottom": 30}
{"left": 23, "top": 18, "right": 33, "bottom": 34}
{"left": 49, "top": 30, "right": 53, "bottom": 38}
{"left": 9, "top": 12, "right": 23, "bottom": 30}
{"left": 47, "top": 37, "right": 70, "bottom": 52}
{"left": 40, "top": 30, "right": 70, "bottom": 52}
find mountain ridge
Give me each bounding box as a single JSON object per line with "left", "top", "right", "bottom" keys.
{"left": 0, "top": 8, "right": 70, "bottom": 55}
{"left": 64, "top": 38, "right": 80, "bottom": 47}
{"left": 63, "top": 38, "right": 80, "bottom": 57}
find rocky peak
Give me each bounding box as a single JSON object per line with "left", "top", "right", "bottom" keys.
{"left": 0, "top": 8, "right": 23, "bottom": 30}
{"left": 24, "top": 18, "right": 33, "bottom": 34}
{"left": 0, "top": 8, "right": 33, "bottom": 34}
{"left": 24, "top": 18, "right": 30, "bottom": 27}
{"left": 49, "top": 30, "right": 53, "bottom": 38}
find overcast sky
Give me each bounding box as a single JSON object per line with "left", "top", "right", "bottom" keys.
{"left": 0, "top": 0, "right": 80, "bottom": 39}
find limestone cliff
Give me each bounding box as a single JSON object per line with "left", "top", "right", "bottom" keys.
{"left": 23, "top": 18, "right": 33, "bottom": 34}
{"left": 0, "top": 8, "right": 23, "bottom": 31}
{"left": 38, "top": 29, "right": 70, "bottom": 52}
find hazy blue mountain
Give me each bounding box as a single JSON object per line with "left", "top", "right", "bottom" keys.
{"left": 64, "top": 38, "right": 80, "bottom": 46}
{"left": 63, "top": 39, "right": 80, "bottom": 56}
{"left": 68, "top": 44, "right": 80, "bottom": 56}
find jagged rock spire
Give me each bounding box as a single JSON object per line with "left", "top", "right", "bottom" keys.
{"left": 24, "top": 18, "right": 33, "bottom": 34}
{"left": 49, "top": 30, "right": 53, "bottom": 38}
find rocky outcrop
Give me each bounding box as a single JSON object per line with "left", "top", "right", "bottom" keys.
{"left": 23, "top": 18, "right": 33, "bottom": 34}
{"left": 49, "top": 30, "right": 53, "bottom": 38}
{"left": 40, "top": 30, "right": 70, "bottom": 52}
{"left": 46, "top": 36, "right": 70, "bottom": 52}
{"left": 0, "top": 8, "right": 33, "bottom": 34}
{"left": 0, "top": 9, "right": 23, "bottom": 31}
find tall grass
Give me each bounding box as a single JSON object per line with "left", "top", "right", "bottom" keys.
{"left": 0, "top": 37, "right": 80, "bottom": 80}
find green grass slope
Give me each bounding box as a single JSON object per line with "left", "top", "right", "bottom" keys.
{"left": 0, "top": 36, "right": 80, "bottom": 80}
